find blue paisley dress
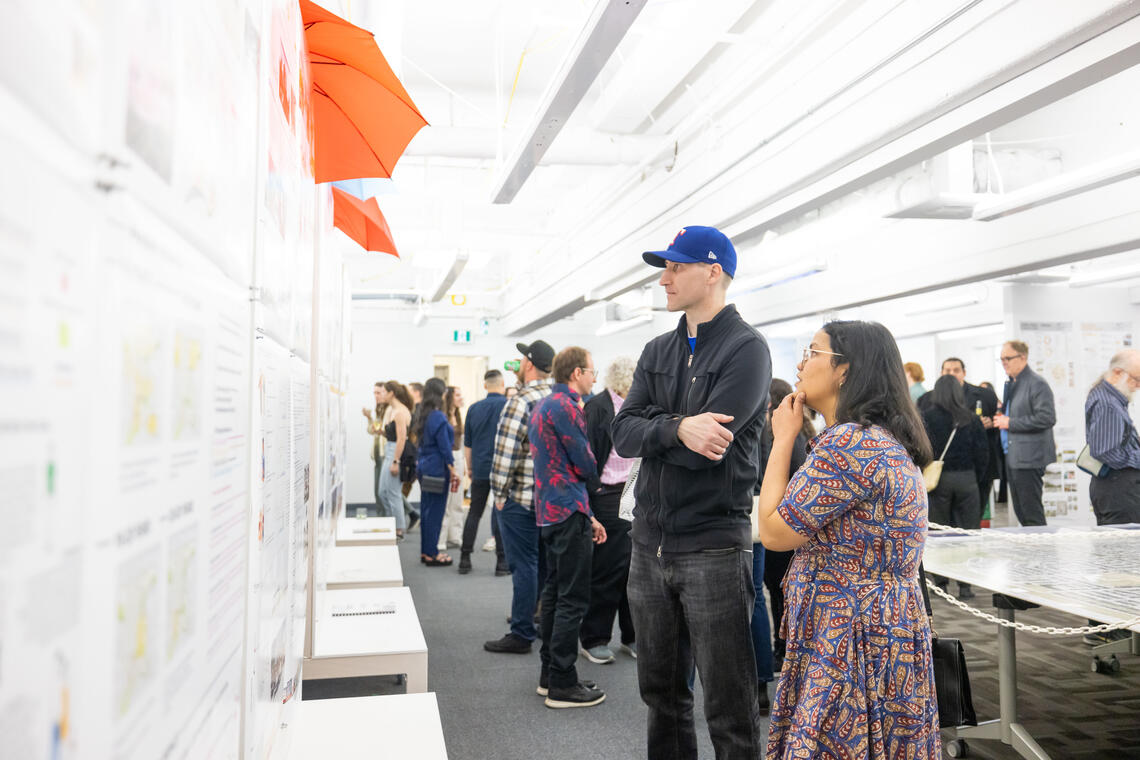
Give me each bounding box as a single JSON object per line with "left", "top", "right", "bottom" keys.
{"left": 767, "top": 422, "right": 940, "bottom": 760}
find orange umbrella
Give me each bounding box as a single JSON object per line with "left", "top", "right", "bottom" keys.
{"left": 331, "top": 187, "right": 399, "bottom": 257}
{"left": 301, "top": 0, "right": 428, "bottom": 183}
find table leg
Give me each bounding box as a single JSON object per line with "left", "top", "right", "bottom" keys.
{"left": 950, "top": 608, "right": 1051, "bottom": 760}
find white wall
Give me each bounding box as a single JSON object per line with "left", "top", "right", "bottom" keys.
{"left": 344, "top": 304, "right": 675, "bottom": 503}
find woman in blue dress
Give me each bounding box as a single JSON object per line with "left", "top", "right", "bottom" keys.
{"left": 413, "top": 377, "right": 459, "bottom": 566}
{"left": 754, "top": 321, "right": 940, "bottom": 759}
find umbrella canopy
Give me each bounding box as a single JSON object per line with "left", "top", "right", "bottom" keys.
{"left": 331, "top": 187, "right": 399, "bottom": 256}
{"left": 301, "top": 0, "right": 428, "bottom": 183}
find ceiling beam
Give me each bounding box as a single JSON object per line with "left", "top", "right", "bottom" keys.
{"left": 489, "top": 0, "right": 649, "bottom": 204}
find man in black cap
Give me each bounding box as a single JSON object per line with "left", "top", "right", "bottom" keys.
{"left": 613, "top": 225, "right": 771, "bottom": 758}
{"left": 484, "top": 339, "right": 557, "bottom": 653}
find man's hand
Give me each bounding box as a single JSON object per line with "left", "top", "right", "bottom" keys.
{"left": 495, "top": 500, "right": 506, "bottom": 511}
{"left": 590, "top": 517, "right": 607, "bottom": 545}
{"left": 362, "top": 406, "right": 372, "bottom": 419}
{"left": 981, "top": 415, "right": 994, "bottom": 429}
{"left": 994, "top": 414, "right": 1010, "bottom": 431}
{"left": 772, "top": 392, "right": 805, "bottom": 443}
{"left": 677, "top": 412, "right": 735, "bottom": 461}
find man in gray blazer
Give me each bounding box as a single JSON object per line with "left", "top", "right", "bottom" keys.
{"left": 994, "top": 340, "right": 1056, "bottom": 526}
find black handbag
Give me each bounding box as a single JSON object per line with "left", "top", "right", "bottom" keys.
{"left": 419, "top": 474, "right": 447, "bottom": 494}
{"left": 399, "top": 442, "right": 418, "bottom": 483}
{"left": 932, "top": 637, "right": 977, "bottom": 727}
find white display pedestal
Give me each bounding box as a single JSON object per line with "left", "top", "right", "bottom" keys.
{"left": 304, "top": 587, "right": 428, "bottom": 692}
{"left": 289, "top": 693, "right": 448, "bottom": 759}
{"left": 327, "top": 544, "right": 403, "bottom": 589}
{"left": 336, "top": 515, "right": 397, "bottom": 546}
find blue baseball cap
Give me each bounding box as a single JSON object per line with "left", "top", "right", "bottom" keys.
{"left": 642, "top": 226, "right": 736, "bottom": 278}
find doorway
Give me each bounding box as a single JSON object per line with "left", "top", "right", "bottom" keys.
{"left": 431, "top": 355, "right": 488, "bottom": 423}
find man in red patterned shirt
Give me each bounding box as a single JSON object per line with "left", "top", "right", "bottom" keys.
{"left": 528, "top": 346, "right": 608, "bottom": 708}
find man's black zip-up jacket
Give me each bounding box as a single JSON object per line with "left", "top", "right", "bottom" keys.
{"left": 612, "top": 304, "right": 771, "bottom": 553}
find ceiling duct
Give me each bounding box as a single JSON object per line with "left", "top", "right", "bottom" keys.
{"left": 884, "top": 142, "right": 987, "bottom": 219}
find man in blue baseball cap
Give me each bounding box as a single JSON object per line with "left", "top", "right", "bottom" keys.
{"left": 614, "top": 224, "right": 771, "bottom": 758}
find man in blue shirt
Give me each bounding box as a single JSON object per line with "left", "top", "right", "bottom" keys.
{"left": 1085, "top": 349, "right": 1140, "bottom": 526}
{"left": 459, "top": 370, "right": 510, "bottom": 575}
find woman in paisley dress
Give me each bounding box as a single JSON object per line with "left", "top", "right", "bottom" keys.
{"left": 754, "top": 321, "right": 940, "bottom": 759}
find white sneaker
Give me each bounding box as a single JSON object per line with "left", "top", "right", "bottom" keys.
{"left": 581, "top": 645, "right": 615, "bottom": 664}
{"left": 482, "top": 537, "right": 496, "bottom": 552}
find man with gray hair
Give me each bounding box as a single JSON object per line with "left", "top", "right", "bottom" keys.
{"left": 994, "top": 340, "right": 1055, "bottom": 526}
{"left": 580, "top": 356, "right": 639, "bottom": 663}
{"left": 1085, "top": 349, "right": 1140, "bottom": 526}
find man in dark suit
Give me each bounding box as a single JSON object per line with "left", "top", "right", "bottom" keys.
{"left": 994, "top": 340, "right": 1056, "bottom": 526}
{"left": 937, "top": 357, "right": 1000, "bottom": 515}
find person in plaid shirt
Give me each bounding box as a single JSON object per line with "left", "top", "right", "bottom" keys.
{"left": 483, "top": 340, "right": 556, "bottom": 654}
{"left": 528, "top": 346, "right": 608, "bottom": 707}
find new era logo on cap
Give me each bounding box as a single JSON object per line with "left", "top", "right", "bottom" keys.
{"left": 642, "top": 226, "right": 737, "bottom": 278}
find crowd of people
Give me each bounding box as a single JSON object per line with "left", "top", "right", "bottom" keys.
{"left": 361, "top": 223, "right": 1140, "bottom": 758}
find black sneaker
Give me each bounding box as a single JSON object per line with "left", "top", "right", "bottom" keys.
{"left": 407, "top": 512, "right": 420, "bottom": 532}
{"left": 537, "top": 673, "right": 596, "bottom": 696}
{"left": 495, "top": 560, "right": 512, "bottom": 576}
{"left": 458, "top": 553, "right": 472, "bottom": 575}
{"left": 483, "top": 633, "right": 532, "bottom": 654}
{"left": 544, "top": 681, "right": 605, "bottom": 709}
{"left": 757, "top": 683, "right": 770, "bottom": 716}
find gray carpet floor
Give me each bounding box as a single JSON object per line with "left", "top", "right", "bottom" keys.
{"left": 304, "top": 505, "right": 742, "bottom": 759}
{"left": 305, "top": 502, "right": 1140, "bottom": 759}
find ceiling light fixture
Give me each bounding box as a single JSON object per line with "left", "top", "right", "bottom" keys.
{"left": 935, "top": 322, "right": 1004, "bottom": 341}
{"left": 904, "top": 295, "right": 982, "bottom": 316}
{"left": 973, "top": 149, "right": 1140, "bottom": 221}
{"left": 1069, "top": 264, "right": 1140, "bottom": 288}
{"left": 430, "top": 252, "right": 469, "bottom": 302}
{"left": 731, "top": 261, "right": 827, "bottom": 295}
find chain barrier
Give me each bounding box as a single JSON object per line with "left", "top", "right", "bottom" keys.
{"left": 924, "top": 522, "right": 1140, "bottom": 633}
{"left": 926, "top": 580, "right": 1140, "bottom": 635}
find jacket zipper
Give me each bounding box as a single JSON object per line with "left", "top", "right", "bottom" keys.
{"left": 662, "top": 344, "right": 697, "bottom": 558}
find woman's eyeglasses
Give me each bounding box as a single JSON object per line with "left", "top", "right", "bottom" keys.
{"left": 801, "top": 347, "right": 844, "bottom": 364}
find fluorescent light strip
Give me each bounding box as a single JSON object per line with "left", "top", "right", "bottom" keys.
{"left": 935, "top": 322, "right": 1004, "bottom": 341}
{"left": 731, "top": 262, "right": 827, "bottom": 295}
{"left": 904, "top": 296, "right": 981, "bottom": 317}
{"left": 973, "top": 149, "right": 1140, "bottom": 221}
{"left": 1069, "top": 266, "right": 1140, "bottom": 288}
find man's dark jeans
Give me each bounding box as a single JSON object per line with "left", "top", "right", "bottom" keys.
{"left": 580, "top": 486, "right": 635, "bottom": 649}
{"left": 498, "top": 499, "right": 541, "bottom": 641}
{"left": 461, "top": 478, "right": 505, "bottom": 562}
{"left": 1008, "top": 467, "right": 1047, "bottom": 526}
{"left": 628, "top": 545, "right": 762, "bottom": 760}
{"left": 539, "top": 511, "right": 594, "bottom": 688}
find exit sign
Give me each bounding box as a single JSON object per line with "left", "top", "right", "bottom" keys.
{"left": 452, "top": 330, "right": 472, "bottom": 343}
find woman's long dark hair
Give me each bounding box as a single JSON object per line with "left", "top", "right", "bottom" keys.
{"left": 823, "top": 320, "right": 933, "bottom": 467}
{"left": 445, "top": 386, "right": 464, "bottom": 442}
{"left": 931, "top": 375, "right": 975, "bottom": 427}
{"left": 769, "top": 378, "right": 815, "bottom": 441}
{"left": 411, "top": 377, "right": 447, "bottom": 444}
